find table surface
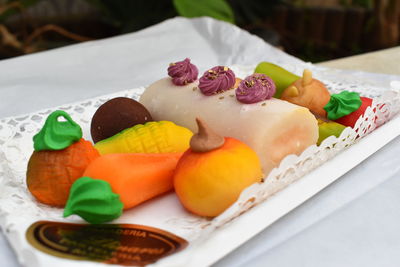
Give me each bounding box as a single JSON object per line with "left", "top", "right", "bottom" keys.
{"left": 316, "top": 46, "right": 400, "bottom": 75}
{"left": 1, "top": 17, "right": 400, "bottom": 267}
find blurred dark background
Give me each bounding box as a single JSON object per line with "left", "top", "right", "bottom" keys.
{"left": 0, "top": 0, "right": 399, "bottom": 62}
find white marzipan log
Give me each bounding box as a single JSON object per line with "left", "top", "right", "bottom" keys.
{"left": 140, "top": 78, "right": 319, "bottom": 175}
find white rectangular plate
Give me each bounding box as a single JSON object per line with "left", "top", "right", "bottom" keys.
{"left": 1, "top": 66, "right": 400, "bottom": 267}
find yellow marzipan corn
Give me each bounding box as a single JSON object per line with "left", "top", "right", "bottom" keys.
{"left": 94, "top": 121, "right": 193, "bottom": 154}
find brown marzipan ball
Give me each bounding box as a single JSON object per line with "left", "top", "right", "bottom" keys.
{"left": 91, "top": 97, "right": 153, "bottom": 143}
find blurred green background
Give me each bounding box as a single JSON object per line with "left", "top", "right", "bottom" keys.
{"left": 0, "top": 0, "right": 398, "bottom": 61}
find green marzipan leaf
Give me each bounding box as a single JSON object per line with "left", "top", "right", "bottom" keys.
{"left": 173, "top": 0, "right": 235, "bottom": 23}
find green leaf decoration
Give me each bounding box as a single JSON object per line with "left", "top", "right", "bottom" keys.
{"left": 33, "top": 110, "right": 82, "bottom": 151}
{"left": 64, "top": 177, "right": 123, "bottom": 224}
{"left": 324, "top": 91, "right": 362, "bottom": 120}
{"left": 173, "top": 0, "right": 235, "bottom": 24}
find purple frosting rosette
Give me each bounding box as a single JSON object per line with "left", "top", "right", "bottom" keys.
{"left": 236, "top": 73, "right": 276, "bottom": 104}
{"left": 168, "top": 58, "right": 199, "bottom": 86}
{"left": 198, "top": 66, "right": 236, "bottom": 96}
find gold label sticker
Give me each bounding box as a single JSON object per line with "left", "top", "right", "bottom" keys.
{"left": 26, "top": 221, "right": 188, "bottom": 266}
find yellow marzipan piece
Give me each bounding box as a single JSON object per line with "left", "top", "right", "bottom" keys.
{"left": 94, "top": 121, "right": 193, "bottom": 154}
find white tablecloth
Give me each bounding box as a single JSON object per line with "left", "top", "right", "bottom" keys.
{"left": 1, "top": 17, "right": 400, "bottom": 267}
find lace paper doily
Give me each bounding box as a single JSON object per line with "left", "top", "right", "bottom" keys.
{"left": 1, "top": 65, "right": 400, "bottom": 266}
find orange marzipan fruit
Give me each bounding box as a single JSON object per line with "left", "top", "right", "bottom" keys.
{"left": 26, "top": 138, "right": 100, "bottom": 207}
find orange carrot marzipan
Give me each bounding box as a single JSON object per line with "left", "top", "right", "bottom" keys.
{"left": 83, "top": 152, "right": 183, "bottom": 210}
